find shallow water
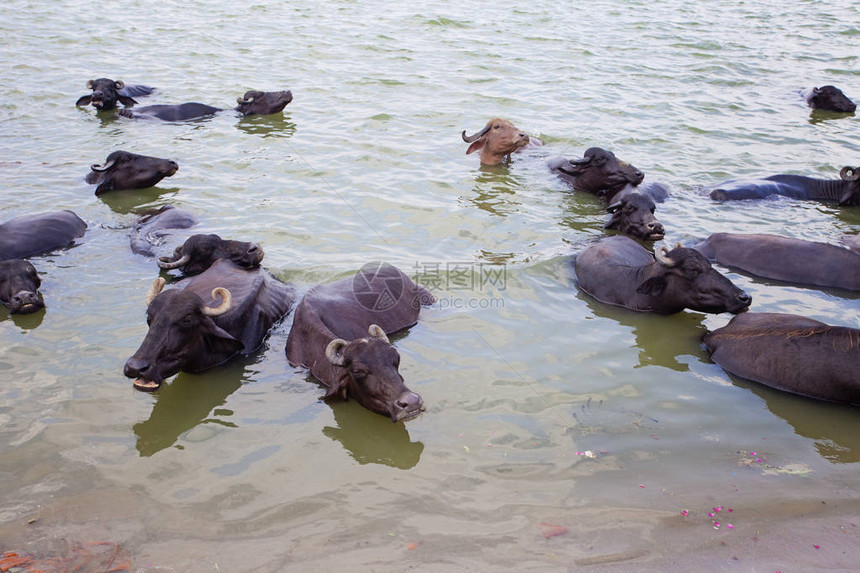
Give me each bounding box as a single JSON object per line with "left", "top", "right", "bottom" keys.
{"left": 1, "top": 0, "right": 859, "bottom": 570}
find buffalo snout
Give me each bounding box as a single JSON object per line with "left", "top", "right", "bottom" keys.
{"left": 392, "top": 391, "right": 424, "bottom": 423}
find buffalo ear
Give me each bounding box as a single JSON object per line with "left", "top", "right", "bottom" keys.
{"left": 94, "top": 180, "right": 114, "bottom": 196}
{"left": 466, "top": 140, "right": 485, "bottom": 155}
{"left": 118, "top": 96, "right": 138, "bottom": 107}
{"left": 603, "top": 215, "right": 620, "bottom": 230}
{"left": 636, "top": 276, "right": 666, "bottom": 296}
{"left": 202, "top": 322, "right": 243, "bottom": 356}
{"left": 75, "top": 95, "right": 92, "bottom": 107}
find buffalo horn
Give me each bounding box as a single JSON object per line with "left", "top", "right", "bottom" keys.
{"left": 461, "top": 124, "right": 491, "bottom": 143}
{"left": 114, "top": 80, "right": 125, "bottom": 89}
{"left": 145, "top": 277, "right": 166, "bottom": 306}
{"left": 367, "top": 324, "right": 390, "bottom": 344}
{"left": 156, "top": 253, "right": 191, "bottom": 270}
{"left": 90, "top": 158, "right": 116, "bottom": 172}
{"left": 325, "top": 339, "right": 349, "bottom": 366}
{"left": 236, "top": 95, "right": 254, "bottom": 104}
{"left": 606, "top": 201, "right": 623, "bottom": 213}
{"left": 201, "top": 288, "right": 232, "bottom": 316}
{"left": 86, "top": 79, "right": 94, "bottom": 89}
{"left": 839, "top": 166, "right": 859, "bottom": 181}
{"left": 568, "top": 155, "right": 593, "bottom": 166}
{"left": 655, "top": 246, "right": 676, "bottom": 267}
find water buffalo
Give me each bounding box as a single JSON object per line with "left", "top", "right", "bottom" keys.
{"left": 704, "top": 312, "right": 860, "bottom": 405}
{"left": 0, "top": 210, "right": 86, "bottom": 260}
{"left": 547, "top": 148, "right": 646, "bottom": 199}
{"left": 707, "top": 166, "right": 860, "bottom": 206}
{"left": 604, "top": 193, "right": 665, "bottom": 241}
{"left": 693, "top": 233, "right": 860, "bottom": 291}
{"left": 86, "top": 150, "right": 178, "bottom": 195}
{"left": 286, "top": 263, "right": 434, "bottom": 422}
{"left": 802, "top": 85, "right": 856, "bottom": 113}
{"left": 75, "top": 78, "right": 155, "bottom": 110}
{"left": 0, "top": 259, "right": 43, "bottom": 315}
{"left": 573, "top": 235, "right": 752, "bottom": 314}
{"left": 124, "top": 259, "right": 295, "bottom": 391}
{"left": 118, "top": 90, "right": 293, "bottom": 121}
{"left": 462, "top": 118, "right": 541, "bottom": 165}
{"left": 157, "top": 234, "right": 264, "bottom": 276}
{"left": 129, "top": 205, "right": 199, "bottom": 257}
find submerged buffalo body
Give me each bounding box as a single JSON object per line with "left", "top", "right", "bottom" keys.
{"left": 462, "top": 118, "right": 542, "bottom": 165}
{"left": 694, "top": 233, "right": 860, "bottom": 291}
{"left": 157, "top": 233, "right": 264, "bottom": 276}
{"left": 574, "top": 235, "right": 752, "bottom": 314}
{"left": 119, "top": 90, "right": 293, "bottom": 121}
{"left": 803, "top": 85, "right": 856, "bottom": 113}
{"left": 704, "top": 312, "right": 860, "bottom": 405}
{"left": 0, "top": 259, "right": 43, "bottom": 314}
{"left": 75, "top": 78, "right": 155, "bottom": 110}
{"left": 86, "top": 150, "right": 178, "bottom": 195}
{"left": 0, "top": 210, "right": 86, "bottom": 260}
{"left": 124, "top": 259, "right": 295, "bottom": 391}
{"left": 129, "top": 205, "right": 199, "bottom": 257}
{"left": 286, "top": 264, "right": 434, "bottom": 422}
{"left": 708, "top": 166, "right": 860, "bottom": 206}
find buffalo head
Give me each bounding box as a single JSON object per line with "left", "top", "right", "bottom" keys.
{"left": 157, "top": 234, "right": 264, "bottom": 275}
{"left": 124, "top": 277, "right": 240, "bottom": 391}
{"left": 640, "top": 244, "right": 752, "bottom": 315}
{"left": 85, "top": 150, "right": 178, "bottom": 195}
{"left": 234, "top": 90, "right": 293, "bottom": 116}
{"left": 839, "top": 166, "right": 860, "bottom": 206}
{"left": 605, "top": 193, "right": 665, "bottom": 241}
{"left": 0, "top": 259, "right": 44, "bottom": 315}
{"left": 462, "top": 118, "right": 531, "bottom": 165}
{"left": 553, "top": 147, "right": 645, "bottom": 196}
{"left": 806, "top": 85, "right": 856, "bottom": 113}
{"left": 75, "top": 78, "right": 137, "bottom": 110}
{"left": 323, "top": 325, "right": 424, "bottom": 422}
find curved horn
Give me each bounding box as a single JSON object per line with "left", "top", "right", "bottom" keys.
{"left": 145, "top": 277, "right": 166, "bottom": 306}
{"left": 368, "top": 324, "right": 390, "bottom": 343}
{"left": 201, "top": 287, "right": 232, "bottom": 316}
{"left": 839, "top": 166, "right": 859, "bottom": 181}
{"left": 568, "top": 155, "right": 594, "bottom": 166}
{"left": 655, "top": 246, "right": 676, "bottom": 267}
{"left": 236, "top": 95, "right": 255, "bottom": 104}
{"left": 325, "top": 339, "right": 349, "bottom": 366}
{"left": 461, "top": 124, "right": 491, "bottom": 143}
{"left": 606, "top": 201, "right": 623, "bottom": 214}
{"left": 156, "top": 253, "right": 191, "bottom": 270}
{"left": 114, "top": 80, "right": 125, "bottom": 90}
{"left": 86, "top": 79, "right": 95, "bottom": 89}
{"left": 89, "top": 158, "right": 116, "bottom": 172}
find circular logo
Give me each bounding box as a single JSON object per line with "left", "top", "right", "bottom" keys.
{"left": 353, "top": 261, "right": 404, "bottom": 312}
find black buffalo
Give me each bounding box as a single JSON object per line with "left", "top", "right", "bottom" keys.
{"left": 693, "top": 233, "right": 860, "bottom": 291}
{"left": 118, "top": 90, "right": 293, "bottom": 121}
{"left": 0, "top": 259, "right": 43, "bottom": 315}
{"left": 708, "top": 166, "right": 860, "bottom": 206}
{"left": 286, "top": 263, "right": 433, "bottom": 422}
{"left": 86, "top": 150, "right": 178, "bottom": 196}
{"left": 157, "top": 234, "right": 264, "bottom": 276}
{"left": 75, "top": 78, "right": 155, "bottom": 110}
{"left": 124, "top": 259, "right": 295, "bottom": 391}
{"left": 573, "top": 235, "right": 752, "bottom": 314}
{"left": 548, "top": 148, "right": 669, "bottom": 241}
{"left": 704, "top": 312, "right": 859, "bottom": 405}
{"left": 803, "top": 85, "right": 856, "bottom": 113}
{"left": 129, "top": 205, "right": 199, "bottom": 257}
{"left": 604, "top": 193, "right": 665, "bottom": 241}
{"left": 0, "top": 210, "right": 86, "bottom": 260}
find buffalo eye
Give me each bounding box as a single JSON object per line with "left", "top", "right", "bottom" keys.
{"left": 684, "top": 264, "right": 703, "bottom": 278}
{"left": 178, "top": 314, "right": 196, "bottom": 329}
{"left": 351, "top": 368, "right": 368, "bottom": 382}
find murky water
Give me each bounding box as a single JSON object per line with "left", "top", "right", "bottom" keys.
{"left": 1, "top": 0, "right": 859, "bottom": 570}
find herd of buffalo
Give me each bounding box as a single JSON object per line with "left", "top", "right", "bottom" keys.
{"left": 0, "top": 79, "right": 857, "bottom": 424}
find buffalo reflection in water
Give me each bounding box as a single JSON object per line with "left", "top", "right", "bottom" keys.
{"left": 322, "top": 399, "right": 424, "bottom": 469}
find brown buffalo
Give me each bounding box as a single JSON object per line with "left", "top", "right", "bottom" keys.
{"left": 462, "top": 118, "right": 541, "bottom": 165}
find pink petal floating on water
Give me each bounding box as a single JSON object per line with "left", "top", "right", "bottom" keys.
{"left": 680, "top": 510, "right": 688, "bottom": 517}
{"left": 727, "top": 524, "right": 734, "bottom": 530}
{"left": 814, "top": 545, "right": 820, "bottom": 549}
{"left": 537, "top": 522, "right": 568, "bottom": 539}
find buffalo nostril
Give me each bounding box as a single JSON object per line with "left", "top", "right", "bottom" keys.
{"left": 396, "top": 391, "right": 422, "bottom": 411}
{"left": 737, "top": 292, "right": 752, "bottom": 304}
